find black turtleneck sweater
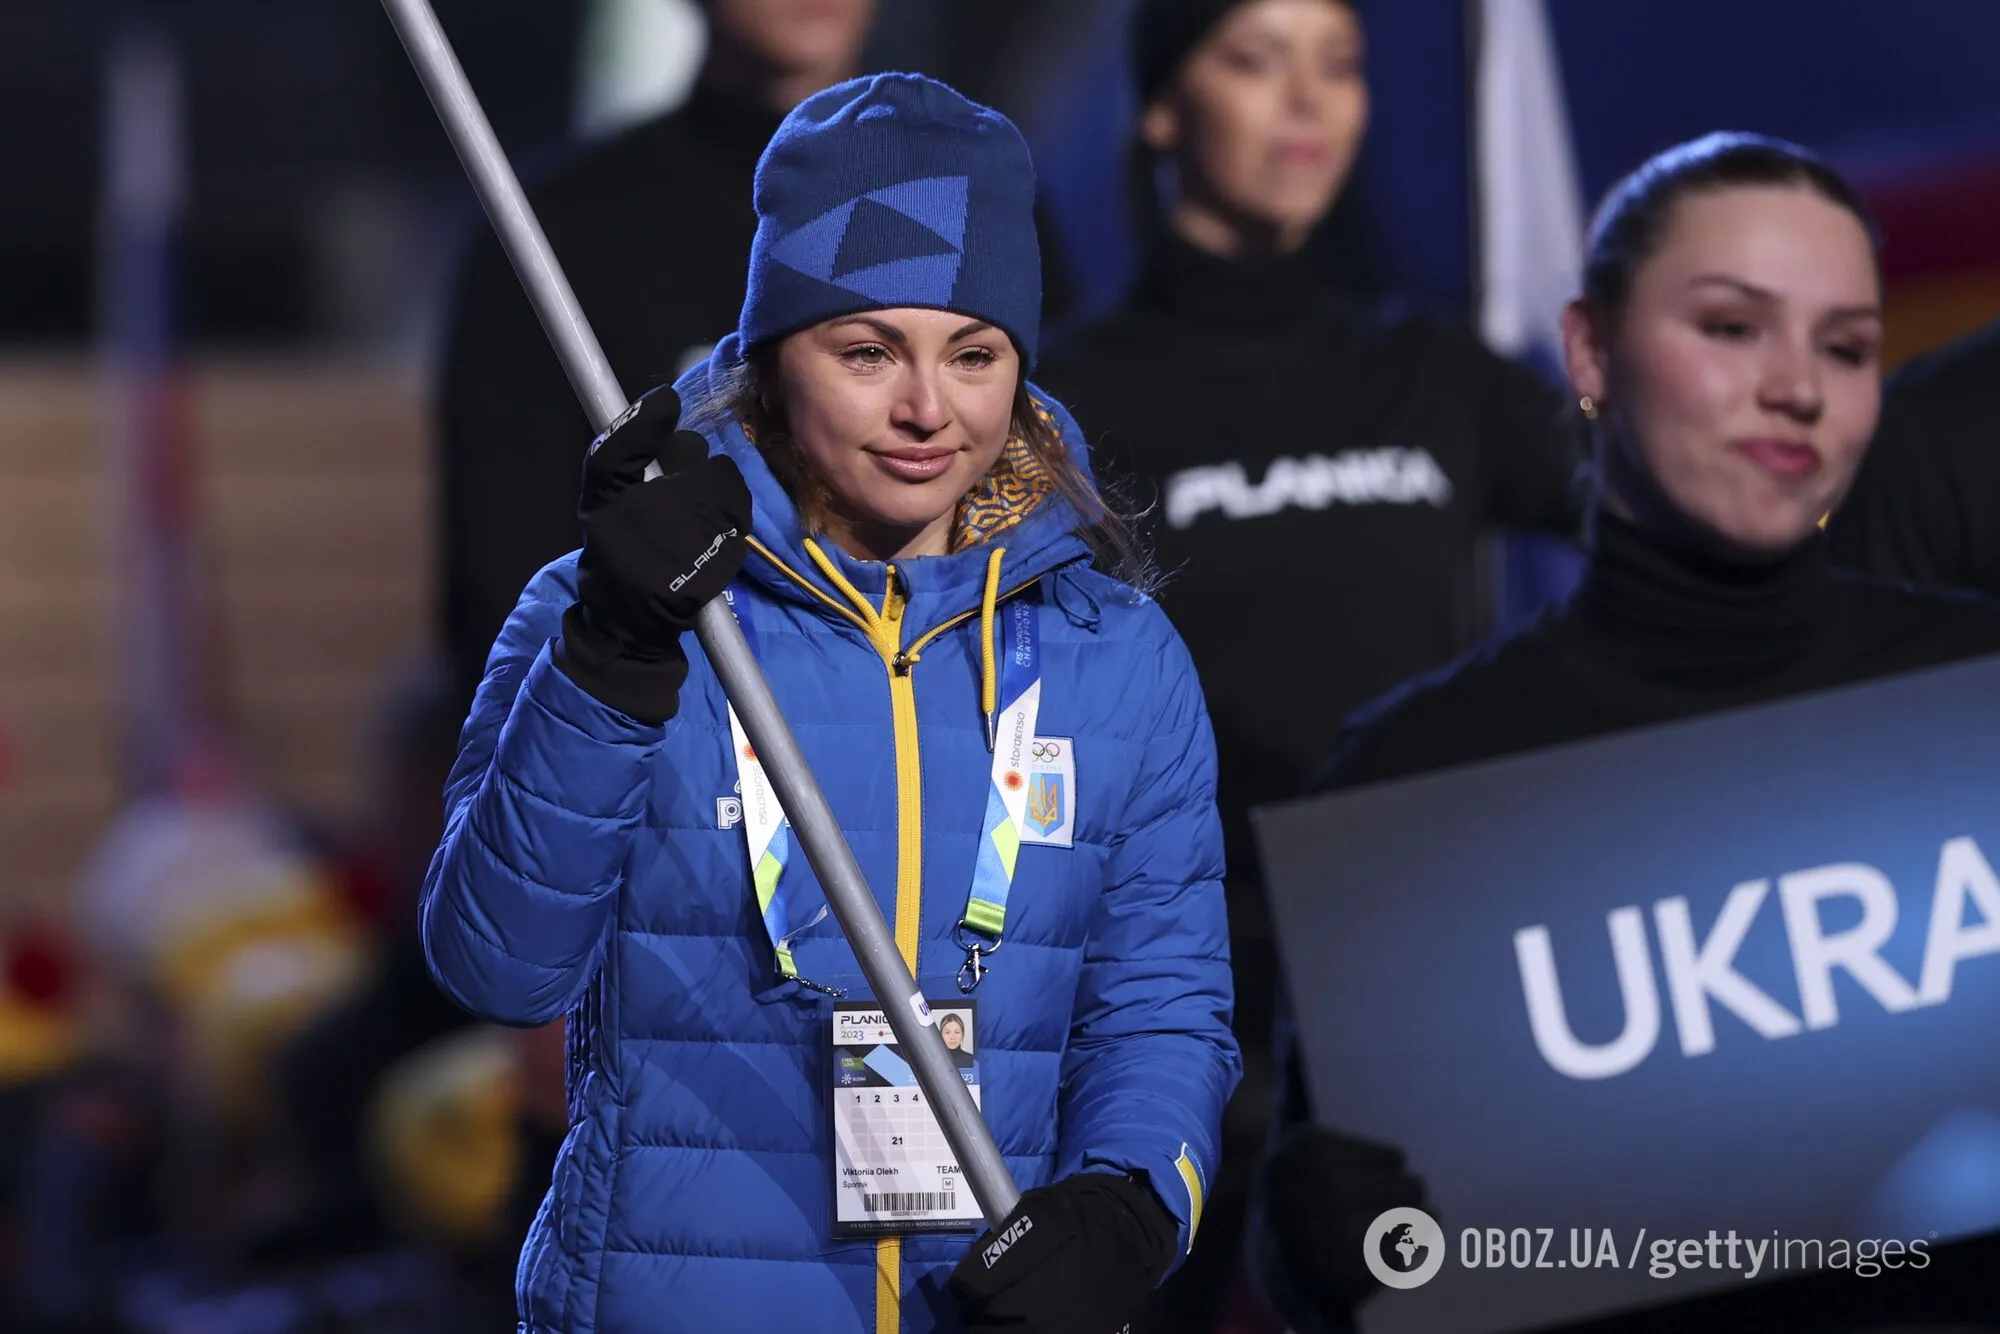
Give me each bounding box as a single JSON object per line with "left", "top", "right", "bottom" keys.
{"left": 436, "top": 83, "right": 783, "bottom": 700}
{"left": 1317, "top": 510, "right": 2000, "bottom": 792}
{"left": 1827, "top": 316, "right": 2000, "bottom": 599}
{"left": 1036, "top": 234, "right": 1585, "bottom": 867}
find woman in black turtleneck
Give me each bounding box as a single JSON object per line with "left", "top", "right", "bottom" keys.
{"left": 1035, "top": 6, "right": 1581, "bottom": 1324}
{"left": 1039, "top": 0, "right": 1582, "bottom": 857}
{"left": 1258, "top": 133, "right": 2000, "bottom": 1334}
{"left": 1315, "top": 139, "right": 2000, "bottom": 792}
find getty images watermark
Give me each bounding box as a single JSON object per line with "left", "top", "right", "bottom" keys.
{"left": 1363, "top": 1209, "right": 1937, "bottom": 1290}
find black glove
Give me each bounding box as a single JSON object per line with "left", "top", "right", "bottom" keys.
{"left": 554, "top": 385, "right": 751, "bottom": 724}
{"left": 950, "top": 1172, "right": 1177, "bottom": 1333}
{"left": 1251, "top": 1126, "right": 1427, "bottom": 1334}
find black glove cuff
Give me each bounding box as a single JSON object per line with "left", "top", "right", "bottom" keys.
{"left": 554, "top": 603, "right": 689, "bottom": 726}
{"left": 1104, "top": 1171, "right": 1181, "bottom": 1283}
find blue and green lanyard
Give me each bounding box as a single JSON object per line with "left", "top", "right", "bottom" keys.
{"left": 956, "top": 596, "right": 1042, "bottom": 991}
{"left": 726, "top": 586, "right": 1044, "bottom": 995}
{"left": 723, "top": 590, "right": 831, "bottom": 992}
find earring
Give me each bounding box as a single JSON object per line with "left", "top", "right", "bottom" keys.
{"left": 1578, "top": 394, "right": 1599, "bottom": 422}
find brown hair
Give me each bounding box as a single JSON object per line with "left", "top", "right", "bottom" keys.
{"left": 689, "top": 347, "right": 1155, "bottom": 591}
{"left": 1583, "top": 131, "right": 1878, "bottom": 330}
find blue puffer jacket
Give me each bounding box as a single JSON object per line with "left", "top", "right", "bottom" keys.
{"left": 422, "top": 339, "right": 1240, "bottom": 1333}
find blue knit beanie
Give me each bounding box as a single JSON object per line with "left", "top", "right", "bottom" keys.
{"left": 738, "top": 73, "right": 1043, "bottom": 369}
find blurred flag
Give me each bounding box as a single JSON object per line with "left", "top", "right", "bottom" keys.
{"left": 82, "top": 24, "right": 364, "bottom": 1109}
{"left": 100, "top": 20, "right": 216, "bottom": 798}
{"left": 1471, "top": 0, "right": 1588, "bottom": 630}
{"left": 1474, "top": 0, "right": 1585, "bottom": 367}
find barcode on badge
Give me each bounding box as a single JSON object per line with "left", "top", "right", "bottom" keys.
{"left": 863, "top": 1191, "right": 955, "bottom": 1213}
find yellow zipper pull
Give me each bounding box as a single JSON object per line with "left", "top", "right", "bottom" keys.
{"left": 880, "top": 563, "right": 909, "bottom": 652}
{"left": 885, "top": 569, "right": 917, "bottom": 674}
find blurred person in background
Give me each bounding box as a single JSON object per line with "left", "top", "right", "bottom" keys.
{"left": 1031, "top": 1, "right": 1584, "bottom": 1326}
{"left": 355, "top": 1022, "right": 565, "bottom": 1328}
{"left": 15, "top": 754, "right": 369, "bottom": 1329}
{"left": 16, "top": 666, "right": 558, "bottom": 1332}
{"left": 1827, "top": 316, "right": 2000, "bottom": 598}
{"left": 253, "top": 659, "right": 478, "bottom": 1265}
{"left": 1258, "top": 133, "right": 2000, "bottom": 1334}
{"left": 258, "top": 661, "right": 571, "bottom": 1325}
{"left": 425, "top": 72, "right": 1238, "bottom": 1334}
{"left": 119, "top": 643, "right": 572, "bottom": 1328}
{"left": 437, "top": 0, "right": 878, "bottom": 708}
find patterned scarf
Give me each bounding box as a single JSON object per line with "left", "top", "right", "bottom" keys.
{"left": 743, "top": 397, "right": 1062, "bottom": 552}
{"left": 952, "top": 397, "right": 1059, "bottom": 549}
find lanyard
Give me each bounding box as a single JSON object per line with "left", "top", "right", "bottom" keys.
{"left": 724, "top": 584, "right": 1045, "bottom": 995}
{"left": 723, "top": 590, "right": 831, "bottom": 991}
{"left": 956, "top": 596, "right": 1041, "bottom": 991}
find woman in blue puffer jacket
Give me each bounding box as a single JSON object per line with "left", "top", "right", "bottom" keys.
{"left": 422, "top": 71, "right": 1241, "bottom": 1334}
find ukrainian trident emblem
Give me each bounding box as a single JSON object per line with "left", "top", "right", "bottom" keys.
{"left": 1026, "top": 773, "right": 1063, "bottom": 836}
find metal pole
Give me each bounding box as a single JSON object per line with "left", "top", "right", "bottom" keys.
{"left": 379, "top": 0, "right": 1021, "bottom": 1226}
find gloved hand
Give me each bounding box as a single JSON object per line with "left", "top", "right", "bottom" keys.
{"left": 554, "top": 385, "right": 751, "bottom": 723}
{"left": 950, "top": 1172, "right": 1177, "bottom": 1333}
{"left": 1250, "top": 1125, "right": 1428, "bottom": 1333}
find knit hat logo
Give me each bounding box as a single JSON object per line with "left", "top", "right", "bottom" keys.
{"left": 739, "top": 73, "right": 1042, "bottom": 366}
{"left": 769, "top": 175, "right": 970, "bottom": 308}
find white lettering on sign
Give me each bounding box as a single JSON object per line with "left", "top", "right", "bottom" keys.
{"left": 1515, "top": 837, "right": 2000, "bottom": 1079}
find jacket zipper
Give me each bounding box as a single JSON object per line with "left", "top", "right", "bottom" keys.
{"left": 747, "top": 548, "right": 1040, "bottom": 1334}
{"left": 875, "top": 565, "right": 919, "bottom": 1334}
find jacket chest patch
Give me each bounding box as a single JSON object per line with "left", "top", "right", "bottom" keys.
{"left": 1017, "top": 736, "right": 1074, "bottom": 849}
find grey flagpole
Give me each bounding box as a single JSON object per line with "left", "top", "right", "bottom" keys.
{"left": 378, "top": 0, "right": 1021, "bottom": 1226}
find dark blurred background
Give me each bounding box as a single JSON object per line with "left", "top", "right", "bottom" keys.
{"left": 10, "top": 1, "right": 1999, "bottom": 347}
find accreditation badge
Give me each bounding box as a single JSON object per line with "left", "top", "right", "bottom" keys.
{"left": 830, "top": 998, "right": 985, "bottom": 1237}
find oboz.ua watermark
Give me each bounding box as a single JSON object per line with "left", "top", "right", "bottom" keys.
{"left": 1364, "top": 1210, "right": 1937, "bottom": 1290}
